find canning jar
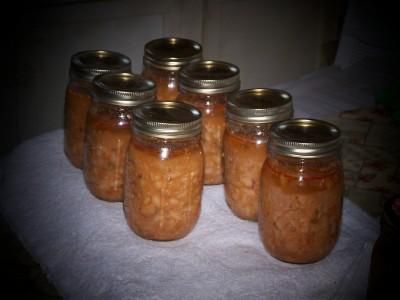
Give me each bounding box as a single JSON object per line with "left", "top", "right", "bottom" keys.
{"left": 83, "top": 73, "right": 155, "bottom": 202}
{"left": 177, "top": 60, "right": 240, "bottom": 184}
{"left": 367, "top": 196, "right": 400, "bottom": 299}
{"left": 124, "top": 101, "right": 203, "bottom": 241}
{"left": 64, "top": 50, "right": 131, "bottom": 168}
{"left": 224, "top": 88, "right": 293, "bottom": 221}
{"left": 259, "top": 119, "right": 344, "bottom": 263}
{"left": 142, "top": 37, "right": 202, "bottom": 100}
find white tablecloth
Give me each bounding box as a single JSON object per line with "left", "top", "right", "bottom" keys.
{"left": 1, "top": 129, "right": 379, "bottom": 299}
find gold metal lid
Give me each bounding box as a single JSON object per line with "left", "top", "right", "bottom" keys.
{"left": 269, "top": 119, "right": 341, "bottom": 158}
{"left": 133, "top": 101, "right": 202, "bottom": 139}
{"left": 143, "top": 37, "right": 202, "bottom": 71}
{"left": 179, "top": 60, "right": 240, "bottom": 94}
{"left": 69, "top": 50, "right": 131, "bottom": 81}
{"left": 93, "top": 73, "right": 155, "bottom": 107}
{"left": 227, "top": 88, "right": 293, "bottom": 123}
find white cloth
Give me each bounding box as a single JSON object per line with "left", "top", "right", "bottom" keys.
{"left": 1, "top": 129, "right": 378, "bottom": 299}
{"left": 274, "top": 57, "right": 396, "bottom": 120}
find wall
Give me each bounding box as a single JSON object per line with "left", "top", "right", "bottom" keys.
{"left": 1, "top": 0, "right": 344, "bottom": 156}
{"left": 203, "top": 0, "right": 342, "bottom": 88}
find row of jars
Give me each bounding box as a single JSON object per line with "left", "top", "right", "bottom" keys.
{"left": 63, "top": 37, "right": 344, "bottom": 264}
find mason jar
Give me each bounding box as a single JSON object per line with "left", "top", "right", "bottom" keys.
{"left": 142, "top": 37, "right": 202, "bottom": 101}
{"left": 259, "top": 119, "right": 344, "bottom": 263}
{"left": 124, "top": 101, "right": 203, "bottom": 241}
{"left": 177, "top": 60, "right": 240, "bottom": 185}
{"left": 223, "top": 88, "right": 293, "bottom": 221}
{"left": 64, "top": 50, "right": 131, "bottom": 168}
{"left": 83, "top": 73, "right": 155, "bottom": 202}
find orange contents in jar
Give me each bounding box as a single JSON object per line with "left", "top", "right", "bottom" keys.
{"left": 178, "top": 93, "right": 226, "bottom": 184}
{"left": 64, "top": 50, "right": 131, "bottom": 169}
{"left": 84, "top": 103, "right": 132, "bottom": 201}
{"left": 142, "top": 37, "right": 202, "bottom": 101}
{"left": 223, "top": 88, "right": 293, "bottom": 221}
{"left": 177, "top": 60, "right": 240, "bottom": 185}
{"left": 259, "top": 155, "right": 343, "bottom": 263}
{"left": 142, "top": 67, "right": 178, "bottom": 101}
{"left": 83, "top": 72, "right": 154, "bottom": 202}
{"left": 124, "top": 135, "right": 203, "bottom": 241}
{"left": 64, "top": 81, "right": 92, "bottom": 169}
{"left": 223, "top": 128, "right": 268, "bottom": 221}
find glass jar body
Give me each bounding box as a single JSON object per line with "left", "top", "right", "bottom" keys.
{"left": 223, "top": 120, "right": 271, "bottom": 221}
{"left": 83, "top": 102, "right": 133, "bottom": 202}
{"left": 177, "top": 90, "right": 231, "bottom": 184}
{"left": 64, "top": 79, "right": 93, "bottom": 168}
{"left": 124, "top": 133, "right": 204, "bottom": 240}
{"left": 259, "top": 151, "right": 344, "bottom": 263}
{"left": 142, "top": 65, "right": 178, "bottom": 101}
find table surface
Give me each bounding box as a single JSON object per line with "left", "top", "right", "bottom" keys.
{"left": 325, "top": 111, "right": 400, "bottom": 217}
{"left": 2, "top": 58, "right": 397, "bottom": 299}
{"left": 1, "top": 129, "right": 379, "bottom": 299}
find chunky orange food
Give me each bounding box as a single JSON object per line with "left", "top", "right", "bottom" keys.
{"left": 124, "top": 135, "right": 203, "bottom": 241}
{"left": 83, "top": 103, "right": 132, "bottom": 201}
{"left": 223, "top": 125, "right": 269, "bottom": 221}
{"left": 142, "top": 37, "right": 202, "bottom": 101}
{"left": 177, "top": 60, "right": 240, "bottom": 185}
{"left": 259, "top": 154, "right": 344, "bottom": 263}
{"left": 64, "top": 81, "right": 92, "bottom": 169}
{"left": 142, "top": 67, "right": 178, "bottom": 101}
{"left": 177, "top": 92, "right": 226, "bottom": 184}
{"left": 223, "top": 88, "right": 293, "bottom": 221}
{"left": 64, "top": 50, "right": 131, "bottom": 168}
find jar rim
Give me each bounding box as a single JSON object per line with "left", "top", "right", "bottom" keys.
{"left": 133, "top": 101, "right": 202, "bottom": 139}
{"left": 69, "top": 50, "right": 131, "bottom": 81}
{"left": 179, "top": 60, "right": 240, "bottom": 94}
{"left": 227, "top": 88, "right": 293, "bottom": 123}
{"left": 93, "top": 72, "right": 155, "bottom": 106}
{"left": 269, "top": 118, "right": 341, "bottom": 158}
{"left": 143, "top": 37, "right": 202, "bottom": 71}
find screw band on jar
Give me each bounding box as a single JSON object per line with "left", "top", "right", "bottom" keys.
{"left": 268, "top": 118, "right": 341, "bottom": 158}
{"left": 83, "top": 73, "right": 155, "bottom": 202}
{"left": 125, "top": 101, "right": 204, "bottom": 241}
{"left": 69, "top": 50, "right": 131, "bottom": 81}
{"left": 259, "top": 117, "right": 343, "bottom": 263}
{"left": 133, "top": 101, "right": 202, "bottom": 139}
{"left": 226, "top": 88, "right": 293, "bottom": 124}
{"left": 92, "top": 72, "right": 156, "bottom": 107}
{"left": 223, "top": 88, "right": 293, "bottom": 221}
{"left": 179, "top": 60, "right": 240, "bottom": 94}
{"left": 143, "top": 37, "right": 202, "bottom": 71}
{"left": 64, "top": 50, "right": 131, "bottom": 169}
{"left": 177, "top": 59, "right": 240, "bottom": 184}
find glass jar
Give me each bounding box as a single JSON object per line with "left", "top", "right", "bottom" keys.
{"left": 224, "top": 88, "right": 293, "bottom": 221}
{"left": 177, "top": 60, "right": 240, "bottom": 184}
{"left": 367, "top": 196, "right": 400, "bottom": 299}
{"left": 64, "top": 50, "right": 131, "bottom": 168}
{"left": 259, "top": 119, "right": 344, "bottom": 263}
{"left": 124, "top": 101, "right": 203, "bottom": 241}
{"left": 83, "top": 72, "right": 155, "bottom": 202}
{"left": 142, "top": 37, "right": 202, "bottom": 101}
